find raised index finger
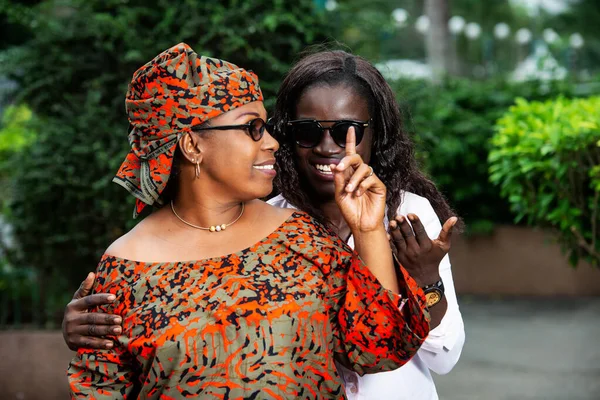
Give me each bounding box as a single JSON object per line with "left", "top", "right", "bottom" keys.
{"left": 345, "top": 126, "right": 356, "bottom": 156}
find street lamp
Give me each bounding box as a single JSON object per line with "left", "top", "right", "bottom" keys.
{"left": 392, "top": 8, "right": 408, "bottom": 28}
{"left": 568, "top": 33, "right": 584, "bottom": 76}
{"left": 515, "top": 28, "right": 532, "bottom": 45}
{"left": 569, "top": 33, "right": 584, "bottom": 49}
{"left": 465, "top": 22, "right": 481, "bottom": 40}
{"left": 543, "top": 28, "right": 559, "bottom": 44}
{"left": 325, "top": 0, "right": 337, "bottom": 11}
{"left": 448, "top": 16, "right": 465, "bottom": 75}
{"left": 448, "top": 16, "right": 466, "bottom": 35}
{"left": 494, "top": 23, "right": 511, "bottom": 40}
{"left": 415, "top": 15, "right": 430, "bottom": 34}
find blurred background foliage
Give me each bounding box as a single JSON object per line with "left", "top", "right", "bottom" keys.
{"left": 1, "top": 0, "right": 599, "bottom": 326}
{"left": 394, "top": 77, "right": 581, "bottom": 233}
{"left": 490, "top": 96, "right": 600, "bottom": 267}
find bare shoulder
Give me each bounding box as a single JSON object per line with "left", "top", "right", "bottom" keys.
{"left": 104, "top": 210, "right": 168, "bottom": 260}
{"left": 249, "top": 199, "right": 295, "bottom": 222}
{"left": 104, "top": 231, "right": 138, "bottom": 260}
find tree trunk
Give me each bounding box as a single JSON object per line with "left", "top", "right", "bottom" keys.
{"left": 425, "top": 0, "right": 451, "bottom": 82}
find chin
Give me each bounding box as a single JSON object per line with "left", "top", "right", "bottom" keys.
{"left": 240, "top": 183, "right": 273, "bottom": 202}
{"left": 306, "top": 178, "right": 335, "bottom": 202}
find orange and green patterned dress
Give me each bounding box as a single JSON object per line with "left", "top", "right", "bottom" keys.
{"left": 68, "top": 212, "right": 429, "bottom": 399}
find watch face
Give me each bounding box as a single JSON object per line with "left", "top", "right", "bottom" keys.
{"left": 426, "top": 291, "right": 442, "bottom": 307}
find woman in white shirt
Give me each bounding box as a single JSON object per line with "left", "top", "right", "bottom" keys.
{"left": 268, "top": 50, "right": 465, "bottom": 400}
{"left": 62, "top": 50, "right": 464, "bottom": 399}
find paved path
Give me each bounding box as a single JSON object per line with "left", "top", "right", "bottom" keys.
{"left": 434, "top": 297, "right": 600, "bottom": 400}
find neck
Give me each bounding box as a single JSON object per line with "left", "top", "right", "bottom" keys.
{"left": 173, "top": 185, "right": 243, "bottom": 229}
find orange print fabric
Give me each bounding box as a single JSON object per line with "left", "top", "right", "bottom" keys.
{"left": 68, "top": 212, "right": 430, "bottom": 399}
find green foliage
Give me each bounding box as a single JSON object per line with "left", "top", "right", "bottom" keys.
{"left": 0, "top": 104, "right": 36, "bottom": 152}
{"left": 0, "top": 104, "right": 37, "bottom": 213}
{"left": 489, "top": 96, "right": 600, "bottom": 267}
{"left": 392, "top": 77, "right": 578, "bottom": 233}
{"left": 1, "top": 0, "right": 327, "bottom": 326}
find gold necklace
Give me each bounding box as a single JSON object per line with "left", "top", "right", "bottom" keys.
{"left": 170, "top": 201, "right": 245, "bottom": 232}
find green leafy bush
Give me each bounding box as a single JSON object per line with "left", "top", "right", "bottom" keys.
{"left": 1, "top": 0, "right": 327, "bottom": 326}
{"left": 392, "top": 77, "right": 584, "bottom": 233}
{"left": 489, "top": 96, "right": 600, "bottom": 267}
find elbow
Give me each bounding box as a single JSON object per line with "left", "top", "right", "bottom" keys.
{"left": 427, "top": 346, "right": 463, "bottom": 375}
{"left": 424, "top": 328, "right": 466, "bottom": 376}
{"left": 429, "top": 356, "right": 460, "bottom": 375}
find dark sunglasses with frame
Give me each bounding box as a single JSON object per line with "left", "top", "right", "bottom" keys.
{"left": 285, "top": 119, "right": 371, "bottom": 148}
{"left": 192, "top": 117, "right": 274, "bottom": 142}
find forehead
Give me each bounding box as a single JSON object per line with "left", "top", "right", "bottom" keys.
{"left": 295, "top": 84, "right": 370, "bottom": 120}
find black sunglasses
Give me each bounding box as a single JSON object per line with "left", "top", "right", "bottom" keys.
{"left": 286, "top": 119, "right": 370, "bottom": 148}
{"left": 192, "top": 117, "right": 273, "bottom": 142}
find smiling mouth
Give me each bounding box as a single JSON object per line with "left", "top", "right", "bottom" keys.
{"left": 253, "top": 164, "right": 274, "bottom": 170}
{"left": 313, "top": 164, "right": 333, "bottom": 175}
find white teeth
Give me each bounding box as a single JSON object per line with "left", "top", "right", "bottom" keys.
{"left": 315, "top": 164, "right": 333, "bottom": 174}
{"left": 253, "top": 164, "right": 274, "bottom": 170}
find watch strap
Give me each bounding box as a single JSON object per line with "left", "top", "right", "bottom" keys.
{"left": 422, "top": 279, "right": 444, "bottom": 294}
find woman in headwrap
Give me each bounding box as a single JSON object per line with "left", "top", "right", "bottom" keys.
{"left": 67, "top": 43, "right": 430, "bottom": 399}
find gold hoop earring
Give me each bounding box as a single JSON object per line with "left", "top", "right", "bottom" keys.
{"left": 195, "top": 160, "right": 201, "bottom": 179}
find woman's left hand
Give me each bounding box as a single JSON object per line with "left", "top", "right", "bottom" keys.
{"left": 388, "top": 213, "right": 457, "bottom": 285}
{"left": 332, "top": 127, "right": 386, "bottom": 233}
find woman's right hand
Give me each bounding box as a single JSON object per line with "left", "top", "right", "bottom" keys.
{"left": 62, "top": 272, "right": 123, "bottom": 351}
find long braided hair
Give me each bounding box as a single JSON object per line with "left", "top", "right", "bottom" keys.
{"left": 271, "top": 50, "right": 460, "bottom": 228}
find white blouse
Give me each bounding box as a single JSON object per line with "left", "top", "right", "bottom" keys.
{"left": 268, "top": 191, "right": 465, "bottom": 400}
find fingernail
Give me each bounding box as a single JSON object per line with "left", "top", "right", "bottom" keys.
{"left": 408, "top": 214, "right": 416, "bottom": 221}
{"left": 338, "top": 162, "right": 344, "bottom": 169}
{"left": 112, "top": 327, "right": 121, "bottom": 334}
{"left": 346, "top": 184, "right": 353, "bottom": 192}
{"left": 107, "top": 295, "right": 116, "bottom": 301}
{"left": 105, "top": 342, "right": 113, "bottom": 348}
{"left": 113, "top": 317, "right": 122, "bottom": 324}
{"left": 398, "top": 216, "right": 405, "bottom": 223}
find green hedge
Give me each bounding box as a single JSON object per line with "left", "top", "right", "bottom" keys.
{"left": 490, "top": 96, "right": 600, "bottom": 267}
{"left": 392, "top": 77, "right": 587, "bottom": 233}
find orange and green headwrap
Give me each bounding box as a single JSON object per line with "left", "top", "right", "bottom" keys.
{"left": 113, "top": 42, "right": 263, "bottom": 217}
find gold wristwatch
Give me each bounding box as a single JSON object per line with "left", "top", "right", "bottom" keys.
{"left": 422, "top": 280, "right": 444, "bottom": 308}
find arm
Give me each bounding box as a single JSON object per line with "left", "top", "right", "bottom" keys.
{"left": 325, "top": 244, "right": 430, "bottom": 376}
{"left": 399, "top": 197, "right": 465, "bottom": 375}
{"left": 67, "top": 257, "right": 138, "bottom": 398}
{"left": 389, "top": 212, "right": 455, "bottom": 329}
{"left": 353, "top": 228, "right": 398, "bottom": 293}
{"left": 418, "top": 254, "right": 465, "bottom": 375}
{"left": 332, "top": 127, "right": 398, "bottom": 293}
{"left": 328, "top": 129, "right": 430, "bottom": 374}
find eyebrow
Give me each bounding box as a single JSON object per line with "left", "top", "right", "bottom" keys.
{"left": 236, "top": 112, "right": 262, "bottom": 120}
